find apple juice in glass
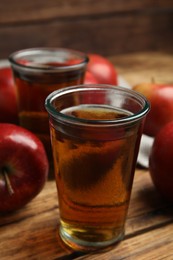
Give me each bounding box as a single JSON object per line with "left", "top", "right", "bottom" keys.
{"left": 45, "top": 85, "right": 150, "bottom": 252}
{"left": 9, "top": 48, "right": 88, "bottom": 172}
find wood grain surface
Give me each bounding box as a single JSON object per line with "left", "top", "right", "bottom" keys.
{"left": 0, "top": 0, "right": 173, "bottom": 58}
{"left": 111, "top": 51, "right": 173, "bottom": 86}
{"left": 1, "top": 0, "right": 173, "bottom": 23}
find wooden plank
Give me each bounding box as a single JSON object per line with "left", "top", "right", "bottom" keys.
{"left": 0, "top": 0, "right": 173, "bottom": 24}
{"left": 76, "top": 224, "right": 173, "bottom": 259}
{"left": 0, "top": 12, "right": 172, "bottom": 59}
{"left": 1, "top": 169, "right": 173, "bottom": 259}
{"left": 0, "top": 210, "right": 71, "bottom": 260}
{"left": 112, "top": 51, "right": 173, "bottom": 86}
{"left": 0, "top": 0, "right": 173, "bottom": 58}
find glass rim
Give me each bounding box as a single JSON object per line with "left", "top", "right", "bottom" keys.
{"left": 8, "top": 47, "right": 89, "bottom": 73}
{"left": 45, "top": 84, "right": 150, "bottom": 126}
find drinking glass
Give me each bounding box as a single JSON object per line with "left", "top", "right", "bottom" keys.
{"left": 45, "top": 84, "right": 150, "bottom": 251}
{"left": 9, "top": 48, "right": 88, "bottom": 173}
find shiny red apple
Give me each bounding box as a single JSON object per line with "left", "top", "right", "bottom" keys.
{"left": 0, "top": 124, "right": 49, "bottom": 213}
{"left": 149, "top": 121, "right": 173, "bottom": 202}
{"left": 87, "top": 54, "right": 118, "bottom": 85}
{"left": 133, "top": 83, "right": 173, "bottom": 136}
{"left": 0, "top": 67, "right": 18, "bottom": 124}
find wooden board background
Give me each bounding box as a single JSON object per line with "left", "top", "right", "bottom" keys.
{"left": 0, "top": 0, "right": 173, "bottom": 59}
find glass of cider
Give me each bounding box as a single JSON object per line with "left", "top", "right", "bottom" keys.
{"left": 45, "top": 85, "right": 150, "bottom": 252}
{"left": 9, "top": 48, "right": 88, "bottom": 173}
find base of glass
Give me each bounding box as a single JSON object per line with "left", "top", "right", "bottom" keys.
{"left": 59, "top": 225, "right": 125, "bottom": 252}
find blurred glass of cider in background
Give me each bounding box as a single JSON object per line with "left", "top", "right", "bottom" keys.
{"left": 9, "top": 48, "right": 88, "bottom": 173}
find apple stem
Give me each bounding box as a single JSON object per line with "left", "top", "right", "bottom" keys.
{"left": 3, "top": 170, "right": 14, "bottom": 195}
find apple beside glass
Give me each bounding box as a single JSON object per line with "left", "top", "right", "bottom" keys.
{"left": 133, "top": 82, "right": 173, "bottom": 137}
{"left": 0, "top": 124, "right": 49, "bottom": 213}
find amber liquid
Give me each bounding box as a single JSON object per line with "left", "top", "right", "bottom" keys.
{"left": 13, "top": 64, "right": 85, "bottom": 173}
{"left": 51, "top": 105, "right": 141, "bottom": 251}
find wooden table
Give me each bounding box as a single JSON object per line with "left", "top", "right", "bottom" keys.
{"left": 1, "top": 51, "right": 173, "bottom": 259}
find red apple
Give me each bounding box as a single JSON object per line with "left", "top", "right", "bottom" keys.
{"left": 0, "top": 67, "right": 18, "bottom": 124}
{"left": 84, "top": 71, "right": 98, "bottom": 84}
{"left": 149, "top": 121, "right": 173, "bottom": 202}
{"left": 0, "top": 123, "right": 49, "bottom": 213}
{"left": 87, "top": 54, "right": 118, "bottom": 85}
{"left": 133, "top": 83, "right": 173, "bottom": 136}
